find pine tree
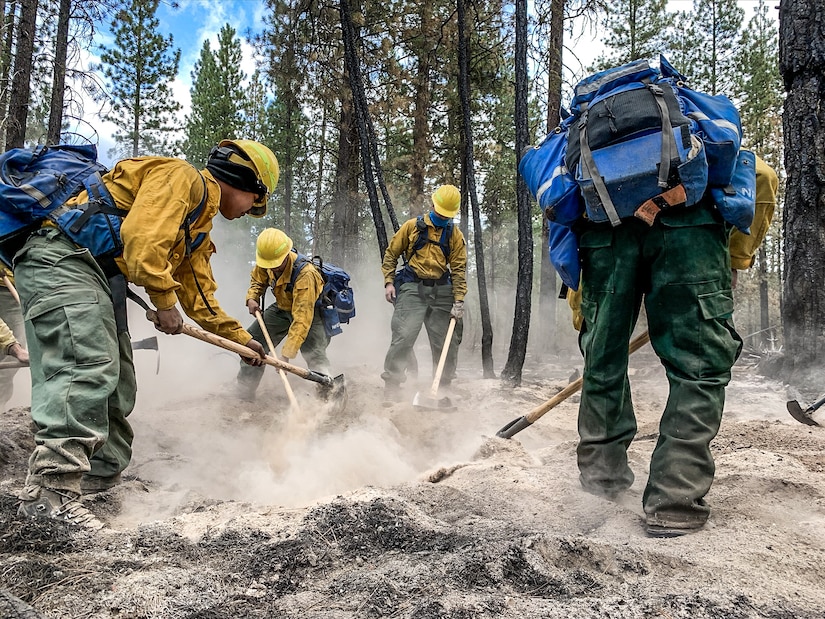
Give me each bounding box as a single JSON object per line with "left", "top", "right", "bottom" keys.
{"left": 593, "top": 0, "right": 671, "bottom": 70}
{"left": 734, "top": 0, "right": 781, "bottom": 155}
{"left": 183, "top": 25, "right": 245, "bottom": 167}
{"left": 682, "top": 0, "right": 743, "bottom": 95}
{"left": 96, "top": 0, "right": 181, "bottom": 157}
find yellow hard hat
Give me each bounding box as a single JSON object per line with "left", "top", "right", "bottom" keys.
{"left": 207, "top": 139, "right": 280, "bottom": 218}
{"left": 256, "top": 228, "right": 293, "bottom": 269}
{"left": 432, "top": 184, "right": 460, "bottom": 218}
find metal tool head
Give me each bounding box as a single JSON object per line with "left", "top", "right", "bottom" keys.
{"left": 131, "top": 336, "right": 159, "bottom": 351}
{"left": 412, "top": 391, "right": 455, "bottom": 411}
{"left": 321, "top": 374, "right": 348, "bottom": 414}
{"left": 786, "top": 400, "right": 821, "bottom": 427}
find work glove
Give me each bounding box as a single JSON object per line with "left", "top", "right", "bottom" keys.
{"left": 247, "top": 298, "right": 260, "bottom": 316}
{"left": 450, "top": 300, "right": 464, "bottom": 320}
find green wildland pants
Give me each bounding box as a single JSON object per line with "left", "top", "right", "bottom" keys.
{"left": 0, "top": 285, "right": 25, "bottom": 409}
{"left": 15, "top": 229, "right": 136, "bottom": 494}
{"left": 382, "top": 281, "right": 463, "bottom": 387}
{"left": 577, "top": 202, "right": 741, "bottom": 525}
{"left": 237, "top": 304, "right": 331, "bottom": 393}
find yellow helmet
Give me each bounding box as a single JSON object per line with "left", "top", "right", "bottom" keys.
{"left": 256, "top": 228, "right": 293, "bottom": 269}
{"left": 432, "top": 184, "right": 461, "bottom": 218}
{"left": 206, "top": 139, "right": 280, "bottom": 218}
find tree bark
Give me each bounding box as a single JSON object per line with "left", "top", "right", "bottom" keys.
{"left": 0, "top": 0, "right": 13, "bottom": 147}
{"left": 47, "top": 0, "right": 71, "bottom": 145}
{"left": 779, "top": 0, "right": 825, "bottom": 385}
{"left": 410, "top": 0, "right": 433, "bottom": 218}
{"left": 538, "top": 0, "right": 564, "bottom": 353}
{"left": 501, "top": 0, "right": 532, "bottom": 386}
{"left": 457, "top": 0, "right": 494, "bottom": 378}
{"left": 5, "top": 0, "right": 36, "bottom": 150}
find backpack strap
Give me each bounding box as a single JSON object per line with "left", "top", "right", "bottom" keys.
{"left": 407, "top": 215, "right": 453, "bottom": 263}
{"left": 180, "top": 170, "right": 215, "bottom": 316}
{"left": 286, "top": 250, "right": 309, "bottom": 293}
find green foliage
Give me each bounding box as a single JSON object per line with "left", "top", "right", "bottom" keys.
{"left": 734, "top": 0, "right": 782, "bottom": 157}
{"left": 592, "top": 0, "right": 671, "bottom": 70}
{"left": 183, "top": 24, "right": 246, "bottom": 167}
{"left": 682, "top": 0, "right": 744, "bottom": 95}
{"left": 96, "top": 0, "right": 181, "bottom": 158}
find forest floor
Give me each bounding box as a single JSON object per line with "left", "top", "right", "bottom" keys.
{"left": 1, "top": 333, "right": 824, "bottom": 619}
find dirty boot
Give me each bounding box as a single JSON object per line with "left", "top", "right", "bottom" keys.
{"left": 81, "top": 473, "right": 122, "bottom": 495}
{"left": 18, "top": 486, "right": 105, "bottom": 530}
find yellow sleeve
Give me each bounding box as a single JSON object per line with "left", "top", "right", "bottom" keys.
{"left": 381, "top": 220, "right": 415, "bottom": 285}
{"left": 448, "top": 227, "right": 467, "bottom": 302}
{"left": 0, "top": 317, "right": 16, "bottom": 353}
{"left": 174, "top": 241, "right": 253, "bottom": 345}
{"left": 281, "top": 266, "right": 324, "bottom": 359}
{"left": 120, "top": 164, "right": 205, "bottom": 310}
{"left": 246, "top": 266, "right": 270, "bottom": 303}
{"left": 729, "top": 155, "right": 778, "bottom": 270}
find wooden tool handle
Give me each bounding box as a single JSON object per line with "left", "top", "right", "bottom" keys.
{"left": 3, "top": 275, "right": 20, "bottom": 305}
{"left": 255, "top": 310, "right": 300, "bottom": 409}
{"left": 525, "top": 330, "right": 650, "bottom": 424}
{"left": 429, "top": 317, "right": 457, "bottom": 397}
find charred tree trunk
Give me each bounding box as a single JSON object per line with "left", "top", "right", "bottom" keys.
{"left": 410, "top": 1, "right": 433, "bottom": 218}
{"left": 457, "top": 0, "right": 494, "bottom": 377}
{"left": 779, "top": 0, "right": 825, "bottom": 385}
{"left": 501, "top": 0, "right": 532, "bottom": 386}
{"left": 5, "top": 0, "right": 36, "bottom": 150}
{"left": 539, "top": 0, "right": 564, "bottom": 353}
{"left": 758, "top": 244, "right": 770, "bottom": 347}
{"left": 47, "top": 0, "right": 70, "bottom": 145}
{"left": 0, "top": 0, "right": 14, "bottom": 147}
{"left": 340, "top": 0, "right": 398, "bottom": 260}
{"left": 332, "top": 91, "right": 360, "bottom": 266}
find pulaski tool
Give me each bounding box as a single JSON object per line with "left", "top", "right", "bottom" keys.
{"left": 786, "top": 395, "right": 825, "bottom": 427}
{"left": 170, "top": 318, "right": 347, "bottom": 413}
{"left": 412, "top": 317, "right": 457, "bottom": 410}
{"left": 496, "top": 330, "right": 651, "bottom": 439}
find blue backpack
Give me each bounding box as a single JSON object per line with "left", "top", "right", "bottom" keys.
{"left": 289, "top": 251, "right": 355, "bottom": 338}
{"left": 519, "top": 55, "right": 750, "bottom": 290}
{"left": 0, "top": 144, "right": 119, "bottom": 267}
{"left": 0, "top": 143, "right": 208, "bottom": 270}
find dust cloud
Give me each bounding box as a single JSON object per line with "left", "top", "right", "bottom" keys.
{"left": 117, "top": 217, "right": 480, "bottom": 524}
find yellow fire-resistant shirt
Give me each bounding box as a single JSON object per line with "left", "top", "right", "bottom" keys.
{"left": 245, "top": 251, "right": 325, "bottom": 359}
{"left": 66, "top": 158, "right": 252, "bottom": 345}
{"left": 381, "top": 213, "right": 467, "bottom": 302}
{"left": 0, "top": 316, "right": 16, "bottom": 353}
{"left": 729, "top": 154, "right": 778, "bottom": 270}
{"left": 0, "top": 265, "right": 12, "bottom": 288}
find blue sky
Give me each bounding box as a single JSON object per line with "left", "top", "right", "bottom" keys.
{"left": 85, "top": 0, "right": 267, "bottom": 163}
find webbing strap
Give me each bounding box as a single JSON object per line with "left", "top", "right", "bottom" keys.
{"left": 182, "top": 172, "right": 215, "bottom": 316}
{"left": 578, "top": 110, "right": 622, "bottom": 227}
{"left": 648, "top": 84, "right": 676, "bottom": 189}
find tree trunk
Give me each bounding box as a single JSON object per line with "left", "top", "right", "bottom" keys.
{"left": 779, "top": 0, "right": 825, "bottom": 386}
{"left": 457, "top": 0, "right": 494, "bottom": 378}
{"left": 0, "top": 0, "right": 14, "bottom": 147}
{"left": 5, "top": 0, "right": 36, "bottom": 150}
{"left": 332, "top": 89, "right": 360, "bottom": 265}
{"left": 758, "top": 244, "right": 770, "bottom": 347}
{"left": 47, "top": 0, "right": 70, "bottom": 145}
{"left": 539, "top": 0, "right": 564, "bottom": 353}
{"left": 410, "top": 0, "right": 432, "bottom": 218}
{"left": 501, "top": 0, "right": 531, "bottom": 386}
